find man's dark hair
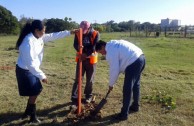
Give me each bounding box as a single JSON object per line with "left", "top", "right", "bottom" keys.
{"left": 96, "top": 40, "right": 107, "bottom": 51}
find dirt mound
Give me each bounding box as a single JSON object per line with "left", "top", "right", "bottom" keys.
{"left": 62, "top": 102, "right": 102, "bottom": 124}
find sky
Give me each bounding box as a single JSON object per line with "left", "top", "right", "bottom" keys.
{"left": 0, "top": 0, "right": 194, "bottom": 25}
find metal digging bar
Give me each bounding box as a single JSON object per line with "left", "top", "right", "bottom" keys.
{"left": 91, "top": 90, "right": 111, "bottom": 116}
{"left": 77, "top": 28, "right": 83, "bottom": 114}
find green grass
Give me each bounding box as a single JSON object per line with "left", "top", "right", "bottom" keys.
{"left": 0, "top": 33, "right": 194, "bottom": 126}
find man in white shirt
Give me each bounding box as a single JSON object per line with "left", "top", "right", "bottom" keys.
{"left": 95, "top": 40, "right": 145, "bottom": 121}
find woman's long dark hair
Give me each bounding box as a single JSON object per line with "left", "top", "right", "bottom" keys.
{"left": 16, "top": 22, "right": 31, "bottom": 49}
{"left": 16, "top": 20, "right": 44, "bottom": 49}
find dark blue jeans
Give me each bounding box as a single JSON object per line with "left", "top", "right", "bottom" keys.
{"left": 121, "top": 55, "right": 145, "bottom": 117}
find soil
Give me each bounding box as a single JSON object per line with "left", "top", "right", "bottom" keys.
{"left": 62, "top": 96, "right": 103, "bottom": 124}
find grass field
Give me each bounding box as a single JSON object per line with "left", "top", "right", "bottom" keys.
{"left": 0, "top": 33, "right": 194, "bottom": 126}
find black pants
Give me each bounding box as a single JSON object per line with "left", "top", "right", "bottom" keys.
{"left": 71, "top": 59, "right": 96, "bottom": 100}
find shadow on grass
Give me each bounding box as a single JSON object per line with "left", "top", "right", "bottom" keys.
{"left": 0, "top": 102, "right": 71, "bottom": 126}
{"left": 0, "top": 102, "right": 122, "bottom": 126}
{"left": 66, "top": 113, "right": 121, "bottom": 126}
{"left": 37, "top": 113, "right": 121, "bottom": 126}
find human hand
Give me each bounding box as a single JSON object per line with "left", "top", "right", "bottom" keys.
{"left": 80, "top": 53, "right": 87, "bottom": 61}
{"left": 78, "top": 45, "right": 84, "bottom": 50}
{"left": 70, "top": 29, "right": 79, "bottom": 34}
{"left": 109, "top": 86, "right": 113, "bottom": 92}
{"left": 42, "top": 78, "right": 48, "bottom": 84}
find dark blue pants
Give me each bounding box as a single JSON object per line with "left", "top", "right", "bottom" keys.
{"left": 121, "top": 55, "right": 145, "bottom": 117}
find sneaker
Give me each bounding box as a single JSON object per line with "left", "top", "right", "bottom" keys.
{"left": 85, "top": 96, "right": 93, "bottom": 103}
{"left": 114, "top": 113, "right": 128, "bottom": 121}
{"left": 70, "top": 104, "right": 77, "bottom": 112}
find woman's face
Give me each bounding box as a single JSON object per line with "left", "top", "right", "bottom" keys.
{"left": 34, "top": 26, "right": 46, "bottom": 38}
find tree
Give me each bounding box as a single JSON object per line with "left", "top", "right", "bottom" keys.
{"left": 45, "top": 18, "right": 78, "bottom": 33}
{"left": 134, "top": 22, "right": 141, "bottom": 36}
{"left": 104, "top": 20, "right": 115, "bottom": 32}
{"left": 46, "top": 18, "right": 64, "bottom": 32}
{"left": 18, "top": 15, "right": 33, "bottom": 29}
{"left": 64, "top": 17, "right": 68, "bottom": 22}
{"left": 118, "top": 21, "right": 128, "bottom": 32}
{"left": 127, "top": 20, "right": 135, "bottom": 31}
{"left": 141, "top": 22, "right": 152, "bottom": 37}
{"left": 127, "top": 20, "right": 135, "bottom": 36}
{"left": 91, "top": 23, "right": 104, "bottom": 32}
{"left": 111, "top": 23, "right": 121, "bottom": 32}
{"left": 0, "top": 5, "right": 20, "bottom": 34}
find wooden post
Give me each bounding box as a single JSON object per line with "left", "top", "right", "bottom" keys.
{"left": 77, "top": 28, "right": 83, "bottom": 114}
{"left": 184, "top": 25, "right": 187, "bottom": 38}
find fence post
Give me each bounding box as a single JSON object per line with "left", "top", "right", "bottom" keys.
{"left": 184, "top": 26, "right": 187, "bottom": 38}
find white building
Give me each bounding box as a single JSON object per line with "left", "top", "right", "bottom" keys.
{"left": 161, "top": 18, "right": 181, "bottom": 28}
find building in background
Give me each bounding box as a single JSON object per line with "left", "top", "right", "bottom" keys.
{"left": 160, "top": 18, "right": 181, "bottom": 30}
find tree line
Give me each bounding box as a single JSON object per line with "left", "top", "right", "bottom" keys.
{"left": 0, "top": 5, "right": 165, "bottom": 35}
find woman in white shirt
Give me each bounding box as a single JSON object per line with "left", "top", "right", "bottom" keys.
{"left": 15, "top": 20, "right": 75, "bottom": 123}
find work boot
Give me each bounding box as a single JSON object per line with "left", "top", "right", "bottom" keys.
{"left": 129, "top": 106, "right": 139, "bottom": 112}
{"left": 71, "top": 97, "right": 78, "bottom": 104}
{"left": 28, "top": 104, "right": 41, "bottom": 124}
{"left": 129, "top": 104, "right": 139, "bottom": 113}
{"left": 21, "top": 102, "right": 31, "bottom": 119}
